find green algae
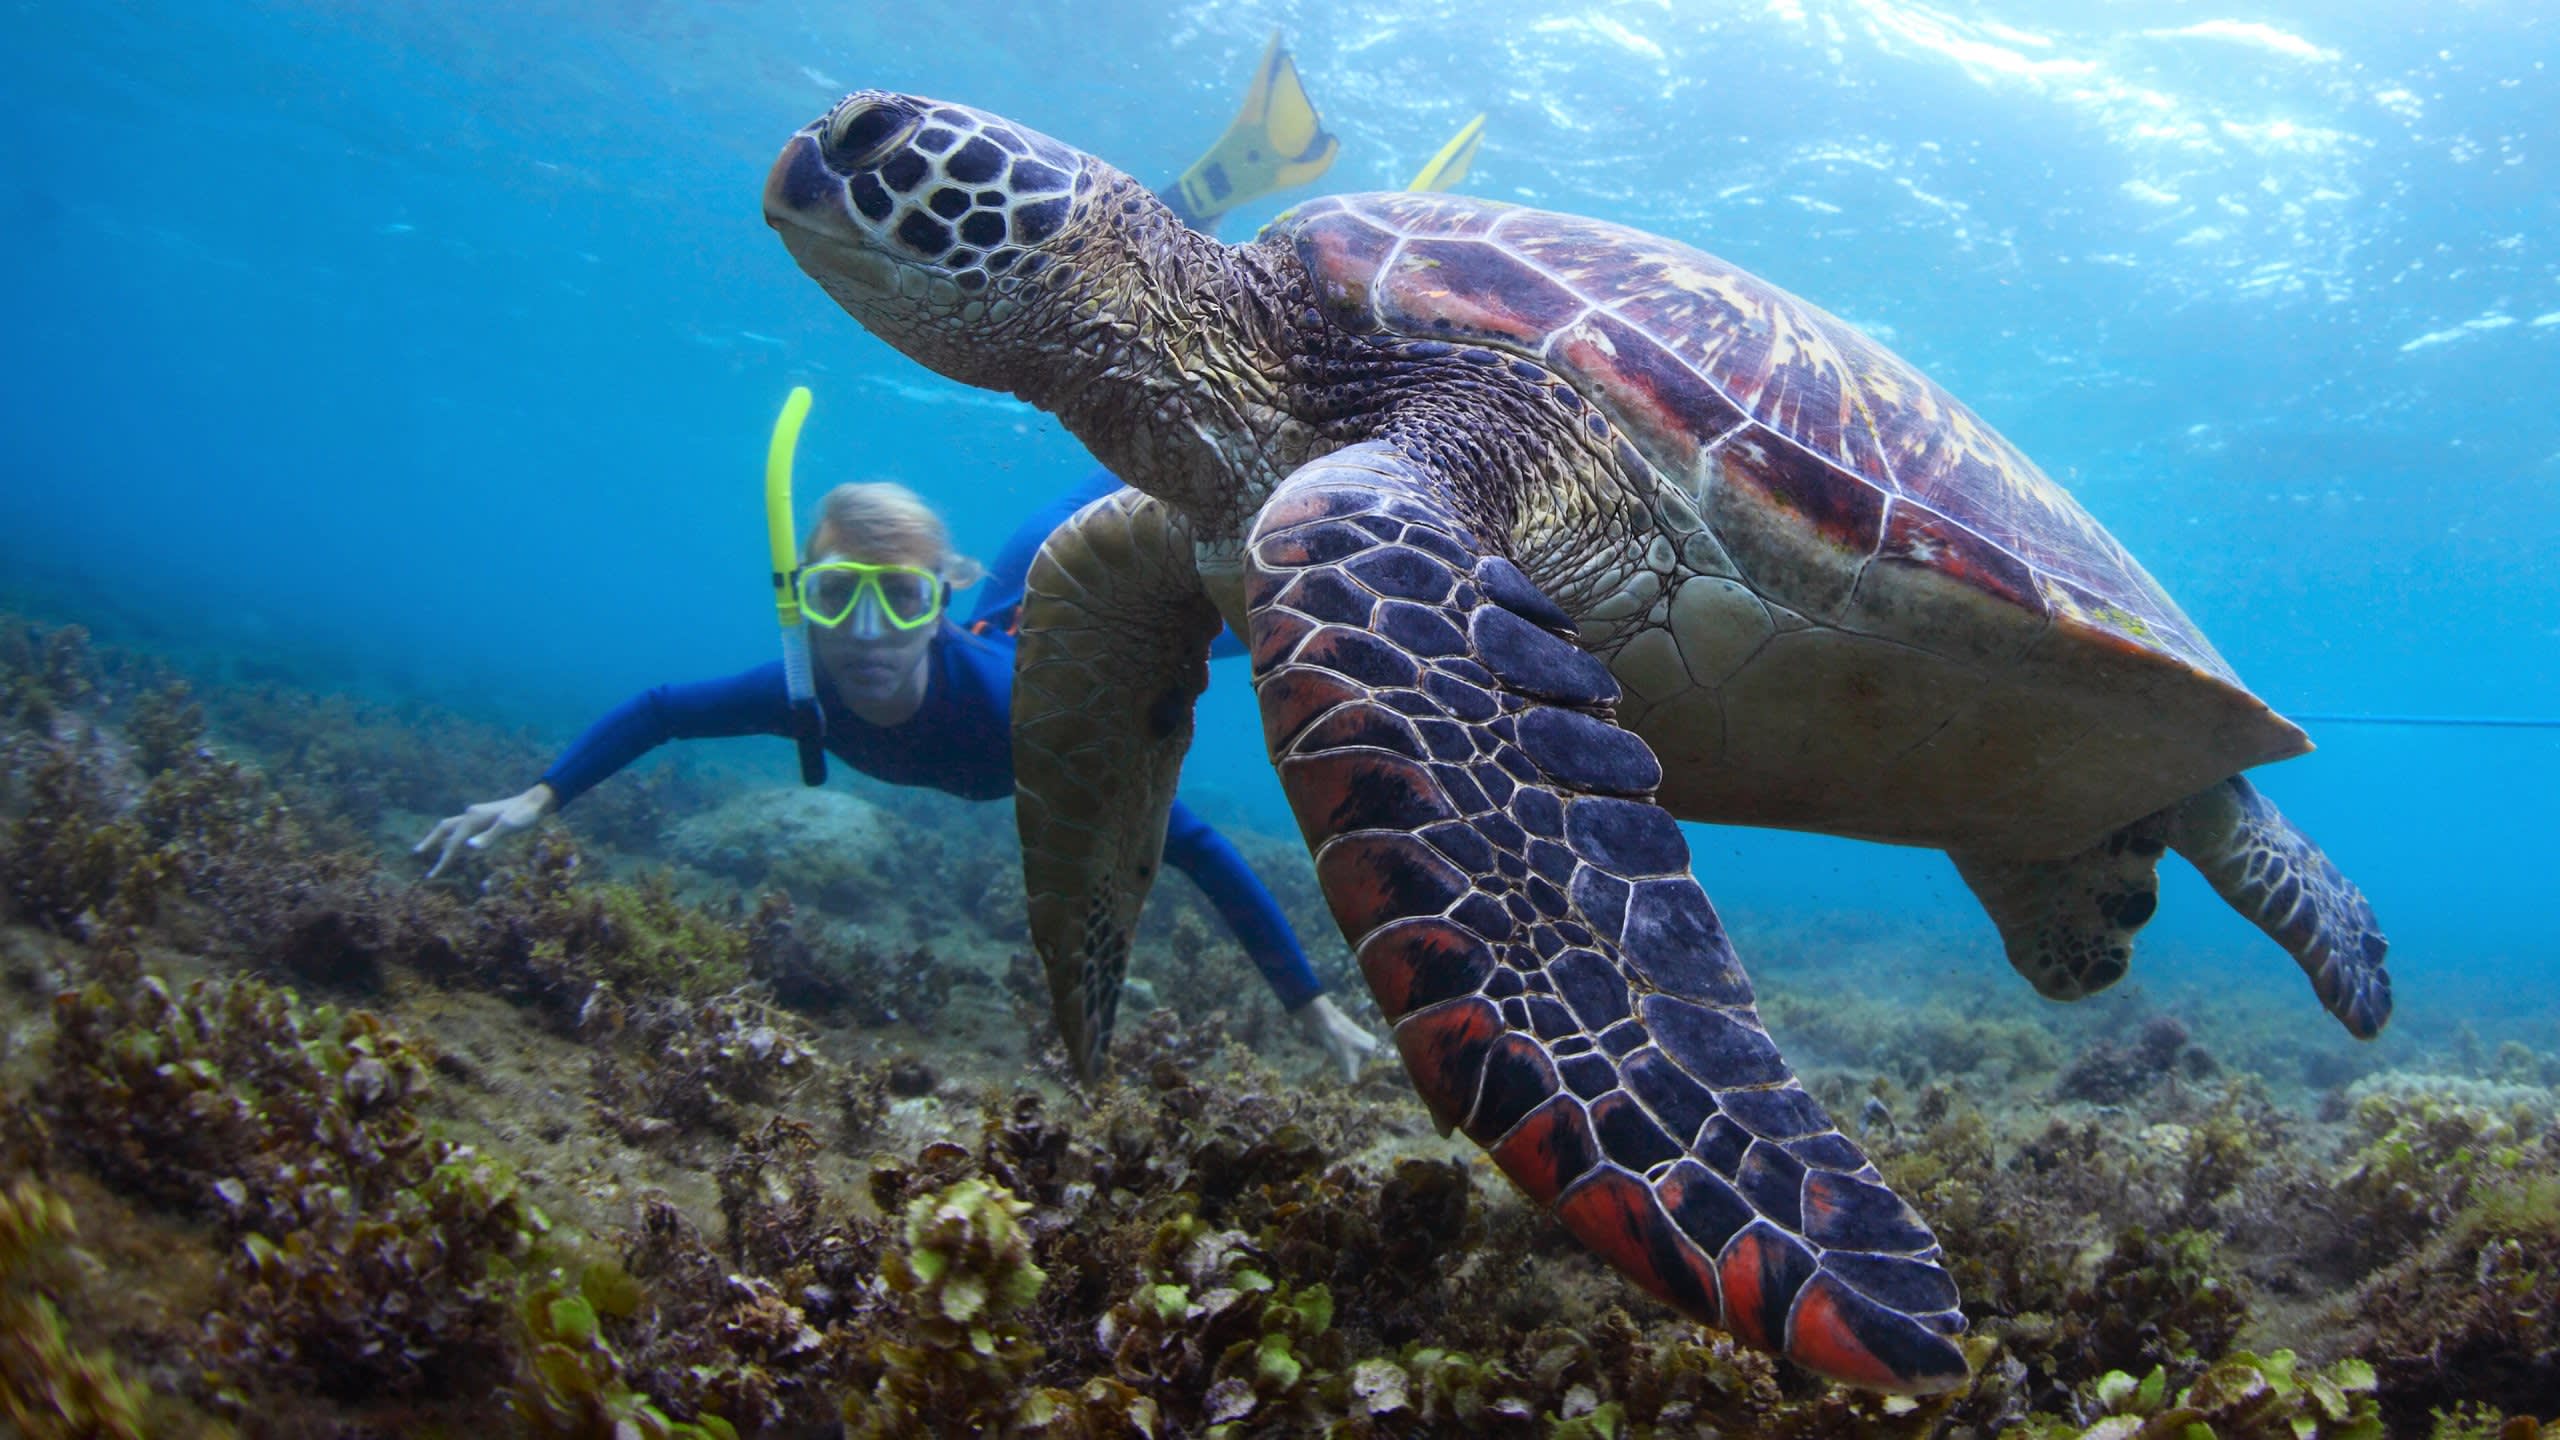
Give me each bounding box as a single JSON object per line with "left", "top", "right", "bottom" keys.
{"left": 2338, "top": 1113, "right": 2560, "bottom": 1428}
{"left": 512, "top": 1278, "right": 740, "bottom": 1440}
{"left": 42, "top": 971, "right": 551, "bottom": 1409}
{"left": 480, "top": 834, "right": 753, "bottom": 1007}
{"left": 2005, "top": 1348, "right": 2386, "bottom": 1440}
{"left": 0, "top": 1178, "right": 149, "bottom": 1440}
{"left": 2, "top": 741, "right": 165, "bottom": 933}
{"left": 846, "top": 1176, "right": 1051, "bottom": 1437}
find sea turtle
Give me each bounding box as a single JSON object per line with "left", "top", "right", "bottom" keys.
{"left": 762, "top": 93, "right": 2392, "bottom": 1393}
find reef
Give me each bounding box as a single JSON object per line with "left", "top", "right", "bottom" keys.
{"left": 41, "top": 970, "right": 545, "bottom": 1414}
{"left": 745, "top": 890, "right": 962, "bottom": 1029}
{"left": 590, "top": 990, "right": 821, "bottom": 1149}
{"left": 0, "top": 605, "right": 2555, "bottom": 1438}
{"left": 2329, "top": 1084, "right": 2560, "bottom": 1429}
{"left": 2053, "top": 1014, "right": 2216, "bottom": 1106}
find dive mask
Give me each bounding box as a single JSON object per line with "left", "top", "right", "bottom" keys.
{"left": 798, "top": 560, "right": 945, "bottom": 631}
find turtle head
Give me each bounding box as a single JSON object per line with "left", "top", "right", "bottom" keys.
{"left": 765, "top": 92, "right": 1100, "bottom": 391}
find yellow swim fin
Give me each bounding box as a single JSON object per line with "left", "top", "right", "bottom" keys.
{"left": 1406, "top": 113, "right": 1487, "bottom": 193}
{"left": 1166, "top": 29, "right": 1339, "bottom": 231}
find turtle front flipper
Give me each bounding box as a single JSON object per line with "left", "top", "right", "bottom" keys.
{"left": 2169, "top": 776, "right": 2392, "bottom": 1038}
{"left": 1951, "top": 811, "right": 2174, "bottom": 1003}
{"left": 1015, "top": 488, "right": 1226, "bottom": 1079}
{"left": 1246, "top": 442, "right": 1969, "bottom": 1394}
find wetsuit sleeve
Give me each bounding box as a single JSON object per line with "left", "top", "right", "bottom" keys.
{"left": 1159, "top": 799, "right": 1324, "bottom": 1011}
{"left": 541, "top": 661, "right": 794, "bottom": 807}
{"left": 965, "top": 467, "right": 1129, "bottom": 632}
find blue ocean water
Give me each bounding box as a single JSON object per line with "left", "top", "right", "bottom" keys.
{"left": 2, "top": 2, "right": 2552, "bottom": 1047}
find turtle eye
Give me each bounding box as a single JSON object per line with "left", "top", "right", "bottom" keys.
{"left": 823, "top": 100, "right": 913, "bottom": 172}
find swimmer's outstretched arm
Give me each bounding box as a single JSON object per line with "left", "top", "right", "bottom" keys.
{"left": 415, "top": 663, "right": 799, "bottom": 875}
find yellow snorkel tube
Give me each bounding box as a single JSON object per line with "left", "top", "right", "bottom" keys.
{"left": 766, "top": 385, "right": 827, "bottom": 787}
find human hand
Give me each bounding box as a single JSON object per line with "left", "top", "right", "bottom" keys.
{"left": 414, "top": 783, "right": 555, "bottom": 878}
{"left": 1292, "top": 994, "right": 1381, "bottom": 1083}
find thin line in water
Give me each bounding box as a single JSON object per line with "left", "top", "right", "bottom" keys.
{"left": 2291, "top": 713, "right": 2560, "bottom": 730}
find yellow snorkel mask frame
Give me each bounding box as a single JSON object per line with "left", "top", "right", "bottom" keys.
{"left": 795, "top": 559, "right": 947, "bottom": 632}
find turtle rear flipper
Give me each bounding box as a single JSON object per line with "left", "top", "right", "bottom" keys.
{"left": 1247, "top": 442, "right": 1970, "bottom": 1394}
{"left": 1951, "top": 813, "right": 2173, "bottom": 1003}
{"left": 2170, "top": 776, "right": 2392, "bottom": 1038}
{"left": 1015, "top": 488, "right": 1226, "bottom": 1078}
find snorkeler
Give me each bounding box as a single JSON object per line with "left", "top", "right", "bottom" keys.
{"left": 418, "top": 477, "right": 1380, "bottom": 1078}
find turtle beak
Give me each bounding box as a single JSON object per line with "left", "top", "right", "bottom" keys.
{"left": 766, "top": 130, "right": 897, "bottom": 300}
{"left": 764, "top": 131, "right": 843, "bottom": 237}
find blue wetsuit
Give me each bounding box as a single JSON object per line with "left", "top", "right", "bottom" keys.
{"left": 540, "top": 474, "right": 1322, "bottom": 1011}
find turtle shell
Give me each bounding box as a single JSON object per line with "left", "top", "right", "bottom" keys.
{"left": 1282, "top": 193, "right": 2230, "bottom": 672}
{"left": 1276, "top": 193, "right": 2303, "bottom": 855}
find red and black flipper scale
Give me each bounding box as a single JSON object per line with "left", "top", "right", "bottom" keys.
{"left": 1246, "top": 441, "right": 1970, "bottom": 1394}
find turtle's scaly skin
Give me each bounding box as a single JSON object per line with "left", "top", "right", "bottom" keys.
{"left": 762, "top": 91, "right": 2394, "bottom": 1392}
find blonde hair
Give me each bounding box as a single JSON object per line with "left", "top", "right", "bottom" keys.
{"left": 805, "top": 482, "right": 976, "bottom": 581}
